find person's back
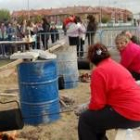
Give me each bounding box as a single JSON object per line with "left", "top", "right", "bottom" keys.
{"left": 66, "top": 19, "right": 79, "bottom": 46}
{"left": 91, "top": 58, "right": 140, "bottom": 120}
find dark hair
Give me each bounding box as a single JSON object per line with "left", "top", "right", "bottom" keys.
{"left": 87, "top": 15, "right": 95, "bottom": 22}
{"left": 75, "top": 16, "right": 81, "bottom": 23}
{"left": 42, "top": 17, "right": 49, "bottom": 23}
{"left": 87, "top": 43, "right": 110, "bottom": 65}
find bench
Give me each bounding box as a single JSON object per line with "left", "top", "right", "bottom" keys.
{"left": 114, "top": 127, "right": 140, "bottom": 140}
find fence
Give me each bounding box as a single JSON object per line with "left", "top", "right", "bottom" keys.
{"left": 0, "top": 26, "right": 140, "bottom": 59}
{"left": 98, "top": 26, "right": 140, "bottom": 48}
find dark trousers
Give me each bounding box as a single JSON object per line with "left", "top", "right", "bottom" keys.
{"left": 41, "top": 35, "right": 49, "bottom": 50}
{"left": 77, "top": 38, "right": 85, "bottom": 57}
{"left": 130, "top": 71, "right": 140, "bottom": 80}
{"left": 78, "top": 106, "right": 140, "bottom": 140}
{"left": 68, "top": 36, "right": 79, "bottom": 46}
{"left": 87, "top": 34, "right": 95, "bottom": 46}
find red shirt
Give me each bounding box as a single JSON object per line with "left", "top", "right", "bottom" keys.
{"left": 89, "top": 58, "right": 140, "bottom": 121}
{"left": 120, "top": 41, "right": 140, "bottom": 73}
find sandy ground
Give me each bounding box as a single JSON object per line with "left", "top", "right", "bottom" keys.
{"left": 0, "top": 65, "right": 116, "bottom": 140}
{"left": 0, "top": 48, "right": 140, "bottom": 140}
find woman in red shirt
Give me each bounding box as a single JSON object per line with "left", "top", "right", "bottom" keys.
{"left": 115, "top": 34, "right": 140, "bottom": 80}
{"left": 78, "top": 43, "right": 140, "bottom": 140}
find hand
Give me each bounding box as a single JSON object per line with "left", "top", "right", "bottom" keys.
{"left": 74, "top": 103, "right": 88, "bottom": 116}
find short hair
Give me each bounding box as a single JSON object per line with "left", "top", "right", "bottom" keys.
{"left": 120, "top": 30, "right": 128, "bottom": 34}
{"left": 87, "top": 15, "right": 95, "bottom": 22}
{"left": 115, "top": 34, "right": 130, "bottom": 43}
{"left": 87, "top": 43, "right": 110, "bottom": 65}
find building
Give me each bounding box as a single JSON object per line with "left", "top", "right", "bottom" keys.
{"left": 12, "top": 6, "right": 133, "bottom": 24}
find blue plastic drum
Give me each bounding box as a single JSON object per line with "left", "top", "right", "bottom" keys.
{"left": 17, "top": 59, "right": 60, "bottom": 125}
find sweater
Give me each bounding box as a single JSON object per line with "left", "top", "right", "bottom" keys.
{"left": 89, "top": 58, "right": 140, "bottom": 121}
{"left": 120, "top": 41, "right": 140, "bottom": 73}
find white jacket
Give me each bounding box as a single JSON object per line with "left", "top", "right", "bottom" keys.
{"left": 77, "top": 22, "right": 86, "bottom": 40}
{"left": 66, "top": 22, "right": 79, "bottom": 37}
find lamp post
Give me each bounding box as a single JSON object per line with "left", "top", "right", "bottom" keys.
{"left": 27, "top": 0, "right": 30, "bottom": 20}
{"left": 99, "top": 0, "right": 102, "bottom": 26}
{"left": 113, "top": 1, "right": 117, "bottom": 23}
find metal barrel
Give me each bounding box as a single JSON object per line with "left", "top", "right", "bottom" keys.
{"left": 54, "top": 45, "right": 79, "bottom": 89}
{"left": 17, "top": 59, "right": 60, "bottom": 125}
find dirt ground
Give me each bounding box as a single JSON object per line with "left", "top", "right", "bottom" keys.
{"left": 0, "top": 48, "right": 139, "bottom": 140}
{"left": 0, "top": 69, "right": 117, "bottom": 140}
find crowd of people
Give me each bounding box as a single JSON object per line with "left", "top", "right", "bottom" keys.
{"left": 0, "top": 17, "right": 60, "bottom": 56}
{"left": 0, "top": 14, "right": 98, "bottom": 57}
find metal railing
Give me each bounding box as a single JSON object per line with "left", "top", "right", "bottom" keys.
{"left": 0, "top": 26, "right": 139, "bottom": 59}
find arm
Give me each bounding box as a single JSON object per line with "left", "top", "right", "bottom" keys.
{"left": 88, "top": 69, "right": 107, "bottom": 110}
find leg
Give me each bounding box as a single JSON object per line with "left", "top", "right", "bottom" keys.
{"left": 78, "top": 106, "right": 140, "bottom": 140}
{"left": 87, "top": 35, "right": 90, "bottom": 46}
{"left": 80, "top": 39, "right": 84, "bottom": 57}
{"left": 77, "top": 39, "right": 80, "bottom": 57}
{"left": 90, "top": 34, "right": 94, "bottom": 45}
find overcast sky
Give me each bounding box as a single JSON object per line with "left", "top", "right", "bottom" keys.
{"left": 0, "top": 0, "right": 140, "bottom": 14}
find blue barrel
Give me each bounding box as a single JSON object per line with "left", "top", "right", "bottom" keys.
{"left": 17, "top": 59, "right": 60, "bottom": 125}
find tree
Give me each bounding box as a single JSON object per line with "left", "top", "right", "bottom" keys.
{"left": 17, "top": 15, "right": 27, "bottom": 24}
{"left": 101, "top": 16, "right": 110, "bottom": 23}
{"left": 0, "top": 9, "right": 11, "bottom": 22}
{"left": 32, "top": 15, "right": 42, "bottom": 23}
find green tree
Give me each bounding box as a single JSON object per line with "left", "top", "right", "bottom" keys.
{"left": 17, "top": 15, "right": 27, "bottom": 24}
{"left": 32, "top": 15, "right": 42, "bottom": 23}
{"left": 101, "top": 16, "right": 110, "bottom": 23}
{"left": 0, "top": 9, "right": 11, "bottom": 22}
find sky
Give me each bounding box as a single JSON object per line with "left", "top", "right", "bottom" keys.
{"left": 0, "top": 0, "right": 140, "bottom": 14}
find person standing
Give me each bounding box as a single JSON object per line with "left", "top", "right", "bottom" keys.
{"left": 86, "top": 15, "right": 98, "bottom": 45}
{"left": 76, "top": 43, "right": 140, "bottom": 140}
{"left": 76, "top": 16, "right": 86, "bottom": 57}
{"left": 19, "top": 19, "right": 27, "bottom": 38}
{"left": 50, "top": 23, "right": 59, "bottom": 43}
{"left": 65, "top": 15, "right": 79, "bottom": 47}
{"left": 0, "top": 22, "right": 7, "bottom": 41}
{"left": 41, "top": 17, "right": 50, "bottom": 50}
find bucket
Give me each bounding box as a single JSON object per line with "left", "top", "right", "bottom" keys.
{"left": 54, "top": 45, "right": 79, "bottom": 89}
{"left": 17, "top": 59, "right": 60, "bottom": 125}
